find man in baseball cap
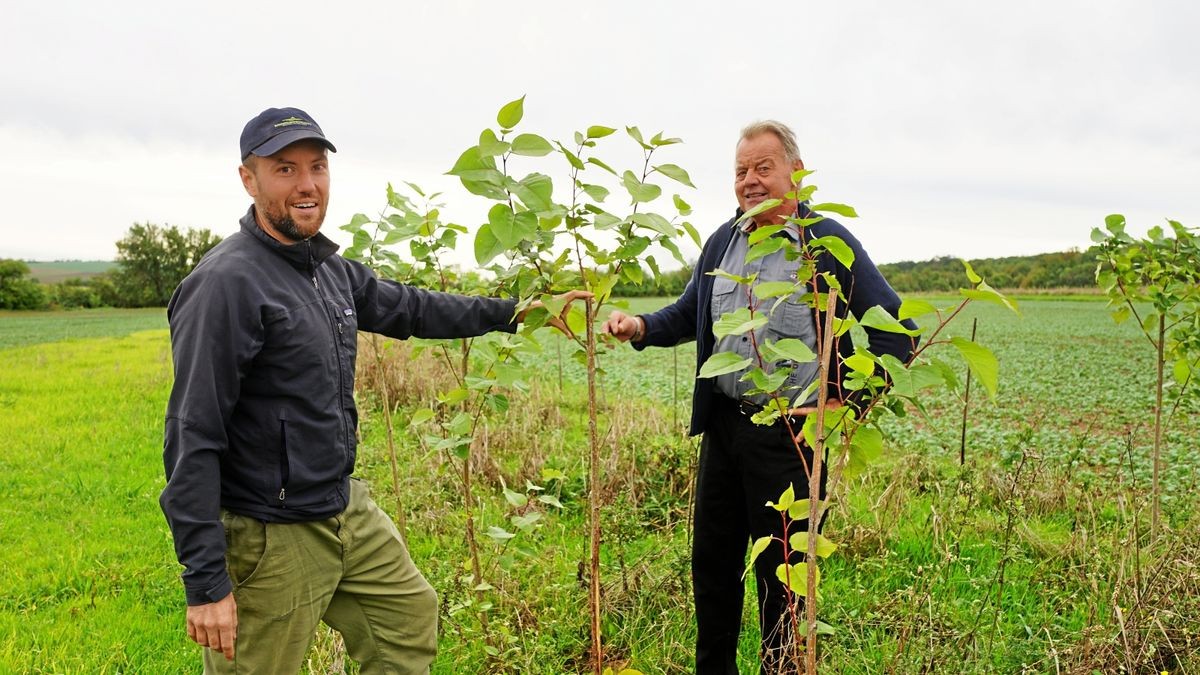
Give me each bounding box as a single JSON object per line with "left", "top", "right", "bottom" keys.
{"left": 161, "top": 106, "right": 588, "bottom": 673}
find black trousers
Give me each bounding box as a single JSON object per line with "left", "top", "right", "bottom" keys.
{"left": 693, "top": 396, "right": 828, "bottom": 675}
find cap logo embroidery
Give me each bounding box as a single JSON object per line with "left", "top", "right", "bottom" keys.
{"left": 274, "top": 116, "right": 312, "bottom": 128}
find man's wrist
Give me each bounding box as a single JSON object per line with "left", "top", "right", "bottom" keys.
{"left": 632, "top": 316, "right": 645, "bottom": 342}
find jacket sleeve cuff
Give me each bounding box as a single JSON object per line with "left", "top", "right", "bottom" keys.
{"left": 185, "top": 576, "right": 233, "bottom": 606}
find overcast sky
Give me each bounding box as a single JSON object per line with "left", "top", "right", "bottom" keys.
{"left": 3, "top": 0, "right": 1197, "bottom": 268}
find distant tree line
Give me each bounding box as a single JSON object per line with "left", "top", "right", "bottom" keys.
{"left": 1, "top": 222, "right": 221, "bottom": 310}
{"left": 879, "top": 249, "right": 1100, "bottom": 292}
{"left": 2, "top": 226, "right": 1104, "bottom": 312}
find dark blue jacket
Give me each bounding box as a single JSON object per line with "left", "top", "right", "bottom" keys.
{"left": 636, "top": 207, "right": 916, "bottom": 436}
{"left": 162, "top": 207, "right": 518, "bottom": 605}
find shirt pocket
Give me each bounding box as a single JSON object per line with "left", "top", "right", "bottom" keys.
{"left": 710, "top": 277, "right": 740, "bottom": 325}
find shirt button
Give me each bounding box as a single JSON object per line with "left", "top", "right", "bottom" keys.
{"left": 742, "top": 337, "right": 748, "bottom": 342}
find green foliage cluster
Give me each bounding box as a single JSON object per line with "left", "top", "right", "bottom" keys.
{"left": 0, "top": 259, "right": 47, "bottom": 309}
{"left": 108, "top": 222, "right": 221, "bottom": 307}
{"left": 880, "top": 249, "right": 1099, "bottom": 292}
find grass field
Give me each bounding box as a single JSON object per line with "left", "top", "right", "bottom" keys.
{"left": 23, "top": 260, "right": 116, "bottom": 284}
{"left": 0, "top": 297, "right": 1197, "bottom": 673}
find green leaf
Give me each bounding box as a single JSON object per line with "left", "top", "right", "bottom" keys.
{"left": 650, "top": 131, "right": 682, "bottom": 146}
{"left": 674, "top": 194, "right": 693, "bottom": 216}
{"left": 409, "top": 408, "right": 435, "bottom": 427}
{"left": 960, "top": 281, "right": 1020, "bottom": 315}
{"left": 748, "top": 224, "right": 786, "bottom": 245}
{"left": 626, "top": 125, "right": 650, "bottom": 149}
{"left": 511, "top": 512, "right": 541, "bottom": 532}
{"left": 541, "top": 467, "right": 567, "bottom": 482}
{"left": 512, "top": 173, "right": 554, "bottom": 213}
{"left": 586, "top": 157, "right": 617, "bottom": 175}
{"left": 503, "top": 484, "right": 529, "bottom": 507}
{"left": 961, "top": 259, "right": 982, "bottom": 284}
{"left": 738, "top": 199, "right": 782, "bottom": 225}
{"left": 951, "top": 337, "right": 999, "bottom": 398}
{"left": 713, "top": 308, "right": 768, "bottom": 338}
{"left": 622, "top": 171, "right": 662, "bottom": 203}
{"left": 768, "top": 484, "right": 796, "bottom": 512}
{"left": 485, "top": 526, "right": 516, "bottom": 541}
{"left": 845, "top": 425, "right": 883, "bottom": 479}
{"left": 473, "top": 223, "right": 507, "bottom": 266}
{"left": 789, "top": 532, "right": 838, "bottom": 558}
{"left": 586, "top": 125, "right": 616, "bottom": 139}
{"left": 511, "top": 133, "right": 554, "bottom": 157}
{"left": 682, "top": 220, "right": 701, "bottom": 247}
{"left": 580, "top": 183, "right": 609, "bottom": 202}
{"left": 496, "top": 95, "right": 525, "bottom": 129}
{"left": 477, "top": 128, "right": 510, "bottom": 157}
{"left": 844, "top": 353, "right": 875, "bottom": 376}
{"left": 763, "top": 338, "right": 816, "bottom": 364}
{"left": 809, "top": 235, "right": 855, "bottom": 270}
{"left": 746, "top": 236, "right": 789, "bottom": 263}
{"left": 743, "top": 535, "right": 774, "bottom": 580}
{"left": 630, "top": 212, "right": 675, "bottom": 237}
{"left": 786, "top": 498, "right": 811, "bottom": 521}
{"left": 537, "top": 494, "right": 564, "bottom": 509}
{"left": 808, "top": 202, "right": 859, "bottom": 218}
{"left": 775, "top": 562, "right": 818, "bottom": 595}
{"left": 654, "top": 163, "right": 695, "bottom": 188}
{"left": 899, "top": 299, "right": 938, "bottom": 321}
{"left": 753, "top": 281, "right": 796, "bottom": 300}
{"left": 698, "top": 352, "right": 754, "bottom": 379}
{"left": 815, "top": 620, "right": 836, "bottom": 636}
{"left": 487, "top": 203, "right": 538, "bottom": 248}
{"left": 860, "top": 305, "right": 921, "bottom": 336}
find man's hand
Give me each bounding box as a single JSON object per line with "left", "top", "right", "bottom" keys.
{"left": 186, "top": 592, "right": 238, "bottom": 661}
{"left": 601, "top": 310, "right": 645, "bottom": 343}
{"left": 787, "top": 398, "right": 843, "bottom": 419}
{"left": 517, "top": 290, "right": 594, "bottom": 338}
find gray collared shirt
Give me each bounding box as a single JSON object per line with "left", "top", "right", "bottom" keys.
{"left": 712, "top": 220, "right": 820, "bottom": 407}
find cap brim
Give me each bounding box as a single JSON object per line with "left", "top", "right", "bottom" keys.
{"left": 247, "top": 128, "right": 337, "bottom": 159}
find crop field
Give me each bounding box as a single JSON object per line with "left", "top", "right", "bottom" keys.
{"left": 0, "top": 296, "right": 1197, "bottom": 674}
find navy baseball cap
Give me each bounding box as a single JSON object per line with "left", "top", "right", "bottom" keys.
{"left": 240, "top": 107, "right": 337, "bottom": 161}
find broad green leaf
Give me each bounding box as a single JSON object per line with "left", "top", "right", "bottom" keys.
{"left": 473, "top": 223, "right": 507, "bottom": 265}
{"left": 764, "top": 338, "right": 816, "bottom": 364}
{"left": 845, "top": 425, "right": 884, "bottom": 479}
{"left": 438, "top": 387, "right": 469, "bottom": 406}
{"left": 682, "top": 220, "right": 701, "bottom": 247}
{"left": 698, "top": 352, "right": 753, "bottom": 379}
{"left": 746, "top": 236, "right": 789, "bottom": 263}
{"left": 951, "top": 337, "right": 999, "bottom": 398}
{"left": 789, "top": 532, "right": 838, "bottom": 558}
{"left": 775, "top": 562, "right": 819, "bottom": 595}
{"left": 899, "top": 299, "right": 938, "bottom": 321}
{"left": 768, "top": 484, "right": 796, "bottom": 512}
{"left": 511, "top": 173, "right": 554, "bottom": 213}
{"left": 786, "top": 498, "right": 811, "bottom": 521}
{"left": 815, "top": 620, "right": 836, "bottom": 636}
{"left": 408, "top": 408, "right": 435, "bottom": 427}
{"left": 626, "top": 125, "right": 650, "bottom": 149}
{"left": 622, "top": 171, "right": 662, "bottom": 203}
{"left": 496, "top": 96, "right": 525, "bottom": 129}
{"left": 650, "top": 131, "right": 682, "bottom": 146}
{"left": 809, "top": 235, "right": 855, "bottom": 270}
{"left": 477, "top": 128, "right": 510, "bottom": 157}
{"left": 808, "top": 202, "right": 859, "bottom": 218}
{"left": 713, "top": 308, "right": 768, "bottom": 338}
{"left": 844, "top": 353, "right": 875, "bottom": 376}
{"left": 860, "top": 305, "right": 921, "bottom": 336}
{"left": 541, "top": 467, "right": 567, "bottom": 482}
{"left": 580, "top": 183, "right": 609, "bottom": 202}
{"left": 556, "top": 142, "right": 585, "bottom": 170}
{"left": 878, "top": 353, "right": 914, "bottom": 398}
{"left": 485, "top": 526, "right": 516, "bottom": 541}
{"left": 511, "top": 512, "right": 541, "bottom": 532}
{"left": 791, "top": 169, "right": 815, "bottom": 183}
{"left": 743, "top": 536, "right": 773, "bottom": 580}
{"left": 654, "top": 163, "right": 695, "bottom": 188}
{"left": 753, "top": 281, "right": 797, "bottom": 299}
{"left": 503, "top": 485, "right": 528, "bottom": 507}
{"left": 586, "top": 125, "right": 616, "bottom": 139}
{"left": 709, "top": 268, "right": 755, "bottom": 285}
{"left": 739, "top": 199, "right": 782, "bottom": 225}
{"left": 748, "top": 224, "right": 788, "bottom": 245}
{"left": 630, "top": 212, "right": 675, "bottom": 237}
{"left": 511, "top": 133, "right": 554, "bottom": 157}
{"left": 487, "top": 203, "right": 538, "bottom": 248}
{"left": 537, "top": 494, "right": 563, "bottom": 508}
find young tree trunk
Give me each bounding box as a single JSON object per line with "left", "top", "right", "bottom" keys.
{"left": 1152, "top": 314, "right": 1165, "bottom": 540}
{"left": 585, "top": 297, "right": 604, "bottom": 675}
{"left": 806, "top": 291, "right": 838, "bottom": 675}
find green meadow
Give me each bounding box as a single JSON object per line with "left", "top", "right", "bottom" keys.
{"left": 1, "top": 297, "right": 1197, "bottom": 673}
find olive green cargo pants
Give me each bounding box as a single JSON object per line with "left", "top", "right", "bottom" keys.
{"left": 203, "top": 478, "right": 437, "bottom": 674}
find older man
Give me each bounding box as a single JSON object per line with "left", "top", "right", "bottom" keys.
{"left": 161, "top": 107, "right": 583, "bottom": 673}
{"left": 604, "top": 121, "right": 915, "bottom": 673}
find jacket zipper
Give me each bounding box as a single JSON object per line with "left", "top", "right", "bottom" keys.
{"left": 278, "top": 419, "right": 290, "bottom": 505}
{"left": 308, "top": 243, "right": 351, "bottom": 471}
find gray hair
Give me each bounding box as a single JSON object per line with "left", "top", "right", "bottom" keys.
{"left": 739, "top": 120, "right": 802, "bottom": 163}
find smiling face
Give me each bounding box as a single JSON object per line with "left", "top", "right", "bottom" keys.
{"left": 238, "top": 139, "right": 330, "bottom": 243}
{"left": 734, "top": 132, "right": 804, "bottom": 227}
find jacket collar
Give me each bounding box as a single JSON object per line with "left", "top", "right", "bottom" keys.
{"left": 239, "top": 206, "right": 340, "bottom": 271}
